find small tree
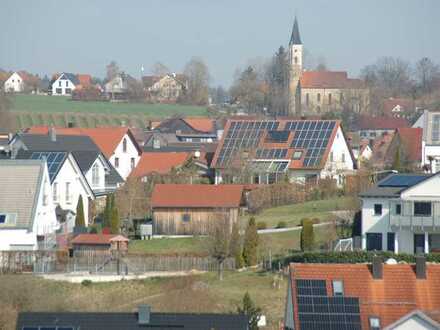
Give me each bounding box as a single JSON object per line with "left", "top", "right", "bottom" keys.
{"left": 243, "top": 217, "right": 259, "bottom": 266}
{"left": 110, "top": 203, "right": 120, "bottom": 234}
{"left": 392, "top": 148, "right": 402, "bottom": 172}
{"left": 103, "top": 194, "right": 113, "bottom": 228}
{"left": 75, "top": 196, "right": 86, "bottom": 227}
{"left": 230, "top": 221, "right": 244, "bottom": 269}
{"left": 237, "top": 292, "right": 262, "bottom": 330}
{"left": 208, "top": 220, "right": 230, "bottom": 281}
{"left": 301, "top": 219, "right": 315, "bottom": 251}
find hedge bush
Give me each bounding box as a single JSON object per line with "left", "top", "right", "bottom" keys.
{"left": 256, "top": 222, "right": 267, "bottom": 230}
{"left": 272, "top": 251, "right": 440, "bottom": 268}
{"left": 276, "top": 221, "right": 287, "bottom": 229}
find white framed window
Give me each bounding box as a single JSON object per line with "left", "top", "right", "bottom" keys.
{"left": 123, "top": 138, "right": 127, "bottom": 153}
{"left": 92, "top": 163, "right": 100, "bottom": 186}
{"left": 115, "top": 158, "right": 119, "bottom": 168}
{"left": 341, "top": 153, "right": 345, "bottom": 162}
{"left": 369, "top": 317, "right": 380, "bottom": 330}
{"left": 43, "top": 180, "right": 48, "bottom": 206}
{"left": 65, "top": 182, "right": 71, "bottom": 204}
{"left": 332, "top": 280, "right": 344, "bottom": 296}
{"left": 53, "top": 182, "right": 58, "bottom": 202}
{"left": 130, "top": 158, "right": 135, "bottom": 170}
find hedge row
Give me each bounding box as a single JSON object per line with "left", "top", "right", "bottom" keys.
{"left": 272, "top": 251, "right": 440, "bottom": 268}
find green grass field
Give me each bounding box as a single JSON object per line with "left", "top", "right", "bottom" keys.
{"left": 129, "top": 237, "right": 209, "bottom": 255}
{"left": 10, "top": 94, "right": 208, "bottom": 116}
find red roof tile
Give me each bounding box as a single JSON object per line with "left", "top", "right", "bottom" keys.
{"left": 289, "top": 263, "right": 440, "bottom": 330}
{"left": 76, "top": 74, "right": 92, "bottom": 86}
{"left": 131, "top": 152, "right": 190, "bottom": 177}
{"left": 383, "top": 98, "right": 415, "bottom": 116}
{"left": 71, "top": 234, "right": 128, "bottom": 245}
{"left": 358, "top": 115, "right": 409, "bottom": 130}
{"left": 151, "top": 184, "right": 244, "bottom": 208}
{"left": 26, "top": 126, "right": 140, "bottom": 158}
{"left": 182, "top": 118, "right": 215, "bottom": 133}
{"left": 396, "top": 128, "right": 423, "bottom": 162}
{"left": 300, "top": 71, "right": 364, "bottom": 89}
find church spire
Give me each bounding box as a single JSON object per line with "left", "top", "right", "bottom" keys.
{"left": 289, "top": 16, "right": 302, "bottom": 45}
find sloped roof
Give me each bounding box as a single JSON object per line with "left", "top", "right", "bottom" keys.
{"left": 77, "top": 74, "right": 92, "bottom": 86}
{"left": 17, "top": 133, "right": 100, "bottom": 153}
{"left": 395, "top": 127, "right": 423, "bottom": 162}
{"left": 289, "top": 262, "right": 440, "bottom": 330}
{"left": 0, "top": 160, "right": 45, "bottom": 229}
{"left": 212, "top": 118, "right": 351, "bottom": 170}
{"left": 60, "top": 72, "right": 80, "bottom": 85}
{"left": 300, "top": 71, "right": 364, "bottom": 89}
{"left": 359, "top": 173, "right": 431, "bottom": 197}
{"left": 131, "top": 152, "right": 190, "bottom": 177}
{"left": 289, "top": 16, "right": 302, "bottom": 45}
{"left": 358, "top": 115, "right": 409, "bottom": 130}
{"left": 182, "top": 118, "right": 216, "bottom": 133}
{"left": 26, "top": 126, "right": 141, "bottom": 158}
{"left": 151, "top": 184, "right": 244, "bottom": 208}
{"left": 71, "top": 234, "right": 128, "bottom": 245}
{"left": 383, "top": 98, "right": 415, "bottom": 115}
{"left": 16, "top": 312, "right": 248, "bottom": 330}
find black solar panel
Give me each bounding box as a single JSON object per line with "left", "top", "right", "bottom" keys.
{"left": 30, "top": 151, "right": 67, "bottom": 182}
{"left": 378, "top": 174, "right": 428, "bottom": 187}
{"left": 265, "top": 130, "right": 290, "bottom": 143}
{"left": 296, "top": 279, "right": 361, "bottom": 330}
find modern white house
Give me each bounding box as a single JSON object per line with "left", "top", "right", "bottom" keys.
{"left": 413, "top": 109, "right": 440, "bottom": 173}
{"left": 212, "top": 119, "right": 356, "bottom": 186}
{"left": 50, "top": 73, "right": 79, "bottom": 95}
{"left": 359, "top": 173, "right": 440, "bottom": 254}
{"left": 384, "top": 310, "right": 440, "bottom": 330}
{"left": 16, "top": 151, "right": 95, "bottom": 227}
{"left": 3, "top": 72, "right": 27, "bottom": 92}
{"left": 0, "top": 160, "right": 58, "bottom": 251}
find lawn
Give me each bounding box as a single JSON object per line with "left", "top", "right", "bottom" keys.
{"left": 129, "top": 237, "right": 209, "bottom": 255}
{"left": 0, "top": 270, "right": 287, "bottom": 330}
{"left": 241, "top": 196, "right": 355, "bottom": 228}
{"left": 10, "top": 94, "right": 209, "bottom": 117}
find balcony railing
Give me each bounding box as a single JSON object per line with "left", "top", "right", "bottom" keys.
{"left": 390, "top": 215, "right": 440, "bottom": 228}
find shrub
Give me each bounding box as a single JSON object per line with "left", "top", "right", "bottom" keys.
{"left": 276, "top": 221, "right": 287, "bottom": 229}
{"left": 81, "top": 280, "right": 92, "bottom": 287}
{"left": 89, "top": 226, "right": 98, "bottom": 234}
{"left": 256, "top": 222, "right": 267, "bottom": 230}
{"left": 300, "top": 219, "right": 314, "bottom": 252}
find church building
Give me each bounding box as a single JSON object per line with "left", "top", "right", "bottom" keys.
{"left": 288, "top": 17, "right": 369, "bottom": 115}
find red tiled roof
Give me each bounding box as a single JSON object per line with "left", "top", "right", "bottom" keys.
{"left": 358, "top": 115, "right": 409, "bottom": 130}
{"left": 77, "top": 74, "right": 92, "bottom": 86}
{"left": 26, "top": 126, "right": 140, "bottom": 158}
{"left": 131, "top": 152, "right": 190, "bottom": 177}
{"left": 383, "top": 98, "right": 415, "bottom": 116}
{"left": 300, "top": 71, "right": 364, "bottom": 89}
{"left": 151, "top": 184, "right": 244, "bottom": 208}
{"left": 289, "top": 263, "right": 440, "bottom": 330}
{"left": 71, "top": 234, "right": 128, "bottom": 245}
{"left": 182, "top": 118, "right": 215, "bottom": 133}
{"left": 396, "top": 127, "right": 423, "bottom": 162}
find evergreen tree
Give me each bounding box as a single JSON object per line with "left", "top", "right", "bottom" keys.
{"left": 75, "top": 196, "right": 85, "bottom": 227}
{"left": 243, "top": 217, "right": 259, "bottom": 266}
{"left": 103, "top": 194, "right": 113, "bottom": 228}
{"left": 301, "top": 219, "right": 315, "bottom": 251}
{"left": 237, "top": 292, "right": 262, "bottom": 330}
{"left": 110, "top": 203, "right": 120, "bottom": 234}
{"left": 230, "top": 222, "right": 244, "bottom": 269}
{"left": 392, "top": 148, "right": 402, "bottom": 172}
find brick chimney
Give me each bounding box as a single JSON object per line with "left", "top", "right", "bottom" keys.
{"left": 416, "top": 256, "right": 426, "bottom": 279}
{"left": 372, "top": 256, "right": 383, "bottom": 279}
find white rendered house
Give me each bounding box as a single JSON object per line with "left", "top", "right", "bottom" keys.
{"left": 51, "top": 73, "right": 79, "bottom": 95}
{"left": 360, "top": 173, "right": 440, "bottom": 254}
{"left": 3, "top": 72, "right": 26, "bottom": 92}
{"left": 0, "top": 160, "right": 58, "bottom": 251}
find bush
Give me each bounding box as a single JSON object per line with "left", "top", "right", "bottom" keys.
{"left": 300, "top": 219, "right": 314, "bottom": 252}
{"left": 276, "top": 221, "right": 287, "bottom": 229}
{"left": 89, "top": 226, "right": 98, "bottom": 234}
{"left": 81, "top": 280, "right": 92, "bottom": 287}
{"left": 256, "top": 222, "right": 267, "bottom": 230}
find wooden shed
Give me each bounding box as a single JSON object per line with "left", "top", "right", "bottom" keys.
{"left": 151, "top": 184, "right": 245, "bottom": 235}
{"left": 71, "top": 234, "right": 129, "bottom": 253}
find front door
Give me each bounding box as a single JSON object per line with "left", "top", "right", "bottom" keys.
{"left": 414, "top": 234, "right": 425, "bottom": 254}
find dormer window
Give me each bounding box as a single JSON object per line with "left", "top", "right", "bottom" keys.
{"left": 292, "top": 151, "right": 303, "bottom": 160}
{"left": 123, "top": 138, "right": 127, "bottom": 153}
{"left": 332, "top": 280, "right": 344, "bottom": 296}
{"left": 369, "top": 317, "right": 380, "bottom": 330}
{"left": 92, "top": 163, "right": 100, "bottom": 186}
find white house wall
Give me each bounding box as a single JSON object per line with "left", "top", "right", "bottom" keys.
{"left": 51, "top": 76, "right": 76, "bottom": 95}
{"left": 401, "top": 175, "right": 440, "bottom": 201}
{"left": 4, "top": 72, "right": 25, "bottom": 92}
{"left": 109, "top": 133, "right": 140, "bottom": 180}
{"left": 85, "top": 157, "right": 107, "bottom": 192}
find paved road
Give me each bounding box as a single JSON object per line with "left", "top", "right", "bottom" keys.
{"left": 258, "top": 221, "right": 333, "bottom": 234}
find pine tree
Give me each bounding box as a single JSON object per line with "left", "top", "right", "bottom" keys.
{"left": 237, "top": 292, "right": 262, "bottom": 330}
{"left": 301, "top": 218, "right": 315, "bottom": 251}
{"left": 392, "top": 148, "right": 402, "bottom": 172}
{"left": 103, "top": 194, "right": 113, "bottom": 228}
{"left": 230, "top": 221, "right": 244, "bottom": 269}
{"left": 110, "top": 203, "right": 120, "bottom": 234}
{"left": 243, "top": 217, "right": 259, "bottom": 266}
{"left": 75, "top": 196, "right": 85, "bottom": 227}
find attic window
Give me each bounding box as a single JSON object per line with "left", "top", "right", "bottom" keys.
{"left": 0, "top": 215, "right": 5, "bottom": 224}
{"left": 332, "top": 280, "right": 344, "bottom": 296}
{"left": 292, "top": 151, "right": 303, "bottom": 160}
{"left": 369, "top": 317, "right": 380, "bottom": 330}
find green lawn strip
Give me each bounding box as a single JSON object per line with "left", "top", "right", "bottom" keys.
{"left": 128, "top": 237, "right": 209, "bottom": 255}
{"left": 10, "top": 95, "right": 208, "bottom": 117}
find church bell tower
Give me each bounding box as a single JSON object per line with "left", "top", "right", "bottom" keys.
{"left": 288, "top": 16, "right": 303, "bottom": 115}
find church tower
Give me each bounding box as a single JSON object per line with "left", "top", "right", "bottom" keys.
{"left": 288, "top": 16, "right": 303, "bottom": 115}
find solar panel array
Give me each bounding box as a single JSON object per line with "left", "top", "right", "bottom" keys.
{"left": 251, "top": 161, "right": 289, "bottom": 173}
{"left": 378, "top": 174, "right": 428, "bottom": 188}
{"left": 30, "top": 152, "right": 67, "bottom": 182}
{"left": 287, "top": 121, "right": 336, "bottom": 168}
{"left": 296, "top": 279, "right": 361, "bottom": 330}
{"left": 255, "top": 148, "right": 288, "bottom": 159}
{"left": 216, "top": 121, "right": 279, "bottom": 167}
{"left": 215, "top": 120, "right": 338, "bottom": 169}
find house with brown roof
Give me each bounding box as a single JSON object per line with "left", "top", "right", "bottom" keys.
{"left": 383, "top": 97, "right": 415, "bottom": 118}
{"left": 285, "top": 258, "right": 440, "bottom": 330}
{"left": 386, "top": 128, "right": 423, "bottom": 170}
{"left": 287, "top": 17, "right": 369, "bottom": 115}
{"left": 26, "top": 126, "right": 142, "bottom": 180}
{"left": 151, "top": 184, "right": 244, "bottom": 235}
{"left": 142, "top": 73, "right": 187, "bottom": 103}
{"left": 357, "top": 115, "right": 409, "bottom": 139}
{"left": 3, "top": 71, "right": 40, "bottom": 93}
{"left": 71, "top": 233, "right": 129, "bottom": 253}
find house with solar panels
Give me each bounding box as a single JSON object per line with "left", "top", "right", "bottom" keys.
{"left": 211, "top": 119, "right": 355, "bottom": 186}
{"left": 0, "top": 160, "right": 57, "bottom": 251}
{"left": 359, "top": 173, "right": 440, "bottom": 254}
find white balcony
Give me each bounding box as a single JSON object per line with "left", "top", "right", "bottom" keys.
{"left": 390, "top": 215, "right": 440, "bottom": 228}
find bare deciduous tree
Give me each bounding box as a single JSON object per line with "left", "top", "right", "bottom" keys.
{"left": 182, "top": 57, "right": 210, "bottom": 105}
{"left": 415, "top": 57, "right": 440, "bottom": 94}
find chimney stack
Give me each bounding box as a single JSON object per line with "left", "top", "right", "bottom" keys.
{"left": 416, "top": 256, "right": 426, "bottom": 279}
{"left": 372, "top": 256, "right": 383, "bottom": 279}
{"left": 49, "top": 127, "right": 56, "bottom": 142}
{"left": 138, "top": 305, "right": 151, "bottom": 325}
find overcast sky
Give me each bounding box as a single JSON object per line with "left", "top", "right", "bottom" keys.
{"left": 1, "top": 0, "right": 439, "bottom": 87}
